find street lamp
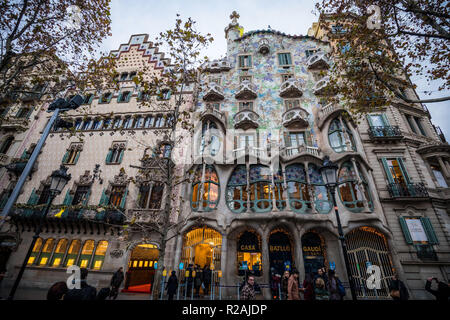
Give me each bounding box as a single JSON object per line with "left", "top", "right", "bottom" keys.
{"left": 0, "top": 95, "right": 83, "bottom": 228}
{"left": 319, "top": 156, "right": 357, "bottom": 301}
{"left": 8, "top": 165, "right": 71, "bottom": 300}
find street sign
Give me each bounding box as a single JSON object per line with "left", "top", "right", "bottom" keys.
{"left": 284, "top": 261, "right": 291, "bottom": 271}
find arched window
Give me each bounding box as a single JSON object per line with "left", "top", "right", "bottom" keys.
{"left": 191, "top": 165, "right": 220, "bottom": 211}
{"left": 308, "top": 164, "right": 332, "bottom": 214}
{"left": 79, "top": 240, "right": 95, "bottom": 268}
{"left": 338, "top": 162, "right": 373, "bottom": 212}
{"left": 286, "top": 164, "right": 311, "bottom": 213}
{"left": 28, "top": 237, "right": 43, "bottom": 265}
{"left": 200, "top": 121, "right": 221, "bottom": 156}
{"left": 92, "top": 240, "right": 108, "bottom": 270}
{"left": 226, "top": 165, "right": 248, "bottom": 213}
{"left": 328, "top": 118, "right": 356, "bottom": 153}
{"left": 38, "top": 238, "right": 55, "bottom": 266}
{"left": 273, "top": 168, "right": 286, "bottom": 210}
{"left": 51, "top": 239, "right": 68, "bottom": 267}
{"left": 64, "top": 239, "right": 81, "bottom": 267}
{"left": 249, "top": 165, "right": 272, "bottom": 213}
{"left": 0, "top": 136, "right": 14, "bottom": 154}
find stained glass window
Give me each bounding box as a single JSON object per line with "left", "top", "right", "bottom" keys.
{"left": 191, "top": 165, "right": 220, "bottom": 211}
{"left": 308, "top": 164, "right": 332, "bottom": 214}
{"left": 286, "top": 164, "right": 311, "bottom": 213}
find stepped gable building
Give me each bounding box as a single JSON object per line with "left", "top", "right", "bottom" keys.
{"left": 0, "top": 13, "right": 449, "bottom": 300}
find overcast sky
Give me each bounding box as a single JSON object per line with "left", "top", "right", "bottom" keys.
{"left": 100, "top": 0, "right": 449, "bottom": 139}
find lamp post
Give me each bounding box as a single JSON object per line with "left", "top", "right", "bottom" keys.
{"left": 0, "top": 95, "right": 83, "bottom": 229}
{"left": 319, "top": 156, "right": 357, "bottom": 301}
{"left": 8, "top": 165, "right": 71, "bottom": 300}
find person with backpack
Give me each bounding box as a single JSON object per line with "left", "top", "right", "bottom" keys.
{"left": 327, "top": 269, "right": 344, "bottom": 300}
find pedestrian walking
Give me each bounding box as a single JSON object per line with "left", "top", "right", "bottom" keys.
{"left": 240, "top": 275, "right": 256, "bottom": 300}
{"left": 64, "top": 268, "right": 97, "bottom": 300}
{"left": 194, "top": 265, "right": 202, "bottom": 298}
{"left": 270, "top": 268, "right": 281, "bottom": 299}
{"left": 186, "top": 264, "right": 194, "bottom": 297}
{"left": 327, "top": 269, "right": 341, "bottom": 301}
{"left": 203, "top": 265, "right": 211, "bottom": 296}
{"left": 166, "top": 271, "right": 178, "bottom": 300}
{"left": 109, "top": 267, "right": 124, "bottom": 300}
{"left": 302, "top": 273, "right": 315, "bottom": 301}
{"left": 47, "top": 281, "right": 68, "bottom": 300}
{"left": 287, "top": 269, "right": 301, "bottom": 300}
{"left": 388, "top": 274, "right": 409, "bottom": 300}
{"left": 281, "top": 270, "right": 290, "bottom": 300}
{"left": 314, "top": 277, "right": 329, "bottom": 300}
{"left": 425, "top": 278, "right": 449, "bottom": 301}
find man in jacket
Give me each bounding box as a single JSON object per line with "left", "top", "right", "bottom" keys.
{"left": 64, "top": 268, "right": 97, "bottom": 300}
{"left": 110, "top": 267, "right": 124, "bottom": 300}
{"left": 241, "top": 275, "right": 256, "bottom": 300}
{"left": 203, "top": 265, "right": 212, "bottom": 296}
{"left": 425, "top": 278, "right": 449, "bottom": 301}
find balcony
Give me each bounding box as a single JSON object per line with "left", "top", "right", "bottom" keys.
{"left": 234, "top": 109, "right": 259, "bottom": 130}
{"left": 0, "top": 153, "right": 9, "bottom": 166}
{"left": 280, "top": 145, "right": 321, "bottom": 160}
{"left": 313, "top": 76, "right": 335, "bottom": 96}
{"left": 279, "top": 79, "right": 303, "bottom": 98}
{"left": 282, "top": 107, "right": 309, "bottom": 128}
{"left": 231, "top": 145, "right": 269, "bottom": 160}
{"left": 368, "top": 126, "right": 403, "bottom": 142}
{"left": 203, "top": 58, "right": 232, "bottom": 73}
{"left": 0, "top": 118, "right": 30, "bottom": 131}
{"left": 235, "top": 80, "right": 257, "bottom": 100}
{"left": 307, "top": 51, "right": 330, "bottom": 69}
{"left": 203, "top": 83, "right": 224, "bottom": 101}
{"left": 258, "top": 38, "right": 270, "bottom": 54}
{"left": 128, "top": 208, "right": 164, "bottom": 226}
{"left": 200, "top": 105, "right": 226, "bottom": 129}
{"left": 387, "top": 183, "right": 429, "bottom": 199}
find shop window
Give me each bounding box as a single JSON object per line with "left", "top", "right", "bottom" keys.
{"left": 237, "top": 231, "right": 262, "bottom": 276}
{"left": 64, "top": 240, "right": 81, "bottom": 267}
{"left": 38, "top": 238, "right": 55, "bottom": 266}
{"left": 79, "top": 240, "right": 95, "bottom": 268}
{"left": 191, "top": 165, "right": 220, "bottom": 211}
{"left": 51, "top": 239, "right": 68, "bottom": 267}
{"left": 92, "top": 241, "right": 108, "bottom": 270}
{"left": 27, "top": 238, "right": 43, "bottom": 265}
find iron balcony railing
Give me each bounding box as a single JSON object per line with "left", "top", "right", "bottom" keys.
{"left": 387, "top": 182, "right": 429, "bottom": 198}
{"left": 368, "top": 126, "right": 403, "bottom": 140}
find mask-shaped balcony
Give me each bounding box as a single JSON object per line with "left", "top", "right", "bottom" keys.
{"left": 234, "top": 109, "right": 259, "bottom": 130}
{"left": 307, "top": 51, "right": 330, "bottom": 69}
{"left": 282, "top": 107, "right": 309, "bottom": 128}
{"left": 0, "top": 153, "right": 9, "bottom": 166}
{"left": 258, "top": 38, "right": 270, "bottom": 54}
{"left": 235, "top": 80, "right": 257, "bottom": 100}
{"left": 203, "top": 58, "right": 232, "bottom": 73}
{"left": 203, "top": 83, "right": 225, "bottom": 102}
{"left": 313, "top": 76, "right": 335, "bottom": 96}
{"left": 200, "top": 105, "right": 227, "bottom": 130}
{"left": 279, "top": 78, "right": 303, "bottom": 98}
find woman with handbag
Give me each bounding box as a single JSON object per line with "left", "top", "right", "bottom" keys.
{"left": 388, "top": 274, "right": 409, "bottom": 300}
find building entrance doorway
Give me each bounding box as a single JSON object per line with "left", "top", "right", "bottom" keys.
{"left": 268, "top": 229, "right": 294, "bottom": 276}
{"left": 124, "top": 243, "right": 159, "bottom": 293}
{"left": 301, "top": 231, "right": 327, "bottom": 275}
{"left": 181, "top": 226, "right": 222, "bottom": 270}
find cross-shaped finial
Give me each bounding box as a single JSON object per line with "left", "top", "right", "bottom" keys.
{"left": 230, "top": 11, "right": 240, "bottom": 23}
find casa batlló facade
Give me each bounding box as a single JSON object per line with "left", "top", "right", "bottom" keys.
{"left": 0, "top": 13, "right": 449, "bottom": 300}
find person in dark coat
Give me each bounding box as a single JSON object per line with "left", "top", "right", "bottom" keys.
{"left": 109, "top": 267, "right": 124, "bottom": 300}
{"left": 301, "top": 273, "right": 315, "bottom": 301}
{"left": 194, "top": 265, "right": 203, "bottom": 298}
{"left": 64, "top": 268, "right": 97, "bottom": 300}
{"left": 388, "top": 274, "right": 409, "bottom": 300}
{"left": 327, "top": 269, "right": 341, "bottom": 301}
{"left": 425, "top": 278, "right": 450, "bottom": 301}
{"left": 314, "top": 267, "right": 329, "bottom": 289}
{"left": 186, "top": 264, "right": 194, "bottom": 296}
{"left": 47, "top": 281, "right": 68, "bottom": 300}
{"left": 203, "top": 265, "right": 212, "bottom": 295}
{"left": 281, "top": 270, "right": 290, "bottom": 300}
{"left": 166, "top": 271, "right": 178, "bottom": 300}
